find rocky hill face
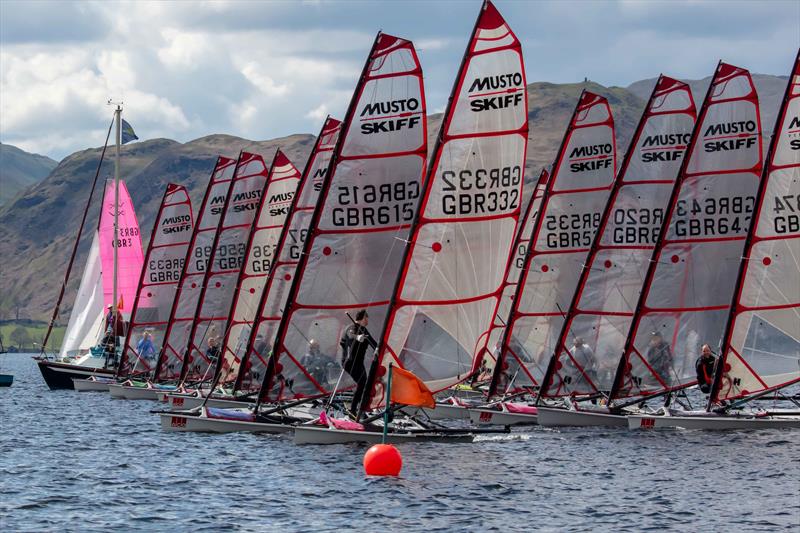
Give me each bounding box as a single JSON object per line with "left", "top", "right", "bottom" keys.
{"left": 0, "top": 75, "right": 786, "bottom": 322}
{"left": 0, "top": 143, "right": 58, "bottom": 207}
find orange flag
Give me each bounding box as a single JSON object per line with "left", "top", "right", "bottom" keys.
{"left": 117, "top": 295, "right": 124, "bottom": 311}
{"left": 389, "top": 365, "right": 435, "bottom": 408}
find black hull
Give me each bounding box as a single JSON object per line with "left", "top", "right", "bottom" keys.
{"left": 36, "top": 360, "right": 116, "bottom": 390}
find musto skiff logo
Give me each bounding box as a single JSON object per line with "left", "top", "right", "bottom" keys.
{"left": 568, "top": 143, "right": 613, "bottom": 173}
{"left": 467, "top": 73, "right": 524, "bottom": 112}
{"left": 359, "top": 98, "right": 422, "bottom": 134}
{"left": 161, "top": 214, "right": 191, "bottom": 236}
{"left": 702, "top": 120, "right": 758, "bottom": 152}
{"left": 789, "top": 116, "right": 800, "bottom": 151}
{"left": 640, "top": 133, "right": 692, "bottom": 162}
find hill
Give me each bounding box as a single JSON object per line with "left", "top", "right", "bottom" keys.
{"left": 0, "top": 143, "right": 58, "bottom": 207}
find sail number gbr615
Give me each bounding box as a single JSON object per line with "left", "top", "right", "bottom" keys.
{"left": 440, "top": 165, "right": 521, "bottom": 216}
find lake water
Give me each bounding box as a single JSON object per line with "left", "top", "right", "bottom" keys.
{"left": 1, "top": 353, "right": 798, "bottom": 532}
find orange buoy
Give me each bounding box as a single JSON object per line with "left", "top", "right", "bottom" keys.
{"left": 363, "top": 444, "right": 402, "bottom": 476}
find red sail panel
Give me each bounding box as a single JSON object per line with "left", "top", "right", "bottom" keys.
{"left": 234, "top": 117, "right": 342, "bottom": 395}
{"left": 154, "top": 157, "right": 237, "bottom": 383}
{"left": 713, "top": 52, "right": 800, "bottom": 402}
{"left": 541, "top": 76, "right": 697, "bottom": 398}
{"left": 485, "top": 169, "right": 549, "bottom": 381}
{"left": 119, "top": 184, "right": 194, "bottom": 378}
{"left": 216, "top": 151, "right": 302, "bottom": 386}
{"left": 369, "top": 0, "right": 529, "bottom": 402}
{"left": 611, "top": 63, "right": 764, "bottom": 400}
{"left": 181, "top": 152, "right": 269, "bottom": 383}
{"left": 494, "top": 92, "right": 617, "bottom": 393}
{"left": 259, "top": 33, "right": 427, "bottom": 402}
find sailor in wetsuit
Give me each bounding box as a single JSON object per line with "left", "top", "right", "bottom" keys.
{"left": 339, "top": 309, "right": 377, "bottom": 415}
{"left": 695, "top": 344, "right": 716, "bottom": 394}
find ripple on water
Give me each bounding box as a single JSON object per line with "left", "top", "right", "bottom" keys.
{"left": 2, "top": 353, "right": 800, "bottom": 531}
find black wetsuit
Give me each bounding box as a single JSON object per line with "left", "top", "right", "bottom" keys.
{"left": 340, "top": 323, "right": 377, "bottom": 413}
{"left": 695, "top": 354, "right": 715, "bottom": 393}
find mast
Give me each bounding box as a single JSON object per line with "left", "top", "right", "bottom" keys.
{"left": 113, "top": 105, "right": 121, "bottom": 359}
{"left": 709, "top": 50, "right": 800, "bottom": 408}
{"left": 39, "top": 117, "right": 114, "bottom": 356}
{"left": 538, "top": 76, "right": 697, "bottom": 400}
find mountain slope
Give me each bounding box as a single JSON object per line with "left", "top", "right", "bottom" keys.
{"left": 0, "top": 143, "right": 58, "bottom": 206}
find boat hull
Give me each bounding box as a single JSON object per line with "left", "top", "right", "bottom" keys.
{"left": 108, "top": 383, "right": 163, "bottom": 400}
{"left": 165, "top": 393, "right": 250, "bottom": 410}
{"left": 468, "top": 407, "right": 538, "bottom": 426}
{"left": 72, "top": 377, "right": 112, "bottom": 392}
{"left": 158, "top": 411, "right": 292, "bottom": 434}
{"left": 36, "top": 360, "right": 115, "bottom": 390}
{"left": 421, "top": 402, "right": 472, "bottom": 420}
{"left": 293, "top": 426, "right": 475, "bottom": 445}
{"left": 629, "top": 413, "right": 800, "bottom": 430}
{"left": 0, "top": 374, "right": 13, "bottom": 387}
{"left": 537, "top": 406, "right": 627, "bottom": 427}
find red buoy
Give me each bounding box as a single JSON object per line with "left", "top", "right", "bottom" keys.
{"left": 363, "top": 444, "right": 402, "bottom": 476}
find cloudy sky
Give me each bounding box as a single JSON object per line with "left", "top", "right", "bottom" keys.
{"left": 1, "top": 0, "right": 798, "bottom": 160}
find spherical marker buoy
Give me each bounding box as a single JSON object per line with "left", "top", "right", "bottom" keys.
{"left": 363, "top": 444, "right": 402, "bottom": 476}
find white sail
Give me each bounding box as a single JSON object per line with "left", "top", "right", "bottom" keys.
{"left": 714, "top": 53, "right": 800, "bottom": 402}
{"left": 60, "top": 231, "right": 104, "bottom": 358}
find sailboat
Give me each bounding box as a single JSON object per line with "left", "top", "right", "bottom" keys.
{"left": 534, "top": 75, "right": 697, "bottom": 426}
{"left": 629, "top": 51, "right": 800, "bottom": 430}
{"left": 467, "top": 90, "right": 618, "bottom": 426}
{"left": 162, "top": 118, "right": 341, "bottom": 413}
{"left": 37, "top": 108, "right": 144, "bottom": 390}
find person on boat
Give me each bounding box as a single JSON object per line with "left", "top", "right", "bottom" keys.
{"left": 301, "top": 339, "right": 335, "bottom": 388}
{"left": 564, "top": 337, "right": 595, "bottom": 385}
{"left": 340, "top": 309, "right": 377, "bottom": 415}
{"left": 136, "top": 331, "right": 157, "bottom": 362}
{"left": 205, "top": 336, "right": 221, "bottom": 367}
{"left": 646, "top": 331, "right": 673, "bottom": 386}
{"left": 695, "top": 344, "right": 716, "bottom": 394}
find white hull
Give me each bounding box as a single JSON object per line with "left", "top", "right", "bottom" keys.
{"left": 293, "top": 425, "right": 474, "bottom": 445}
{"left": 108, "top": 383, "right": 164, "bottom": 400}
{"left": 629, "top": 413, "right": 800, "bottom": 430}
{"left": 537, "top": 406, "right": 627, "bottom": 427}
{"left": 468, "top": 407, "right": 538, "bottom": 426}
{"left": 108, "top": 383, "right": 126, "bottom": 398}
{"left": 72, "top": 377, "right": 112, "bottom": 392}
{"left": 165, "top": 393, "right": 250, "bottom": 410}
{"left": 421, "top": 402, "right": 473, "bottom": 420}
{"left": 159, "top": 411, "right": 292, "bottom": 434}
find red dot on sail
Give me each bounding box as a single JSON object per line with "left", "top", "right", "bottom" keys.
{"left": 604, "top": 260, "right": 612, "bottom": 269}
{"left": 147, "top": 292, "right": 152, "bottom": 298}
{"left": 191, "top": 283, "right": 197, "bottom": 288}
{"left": 323, "top": 246, "right": 332, "bottom": 256}
{"left": 432, "top": 242, "right": 442, "bottom": 253}
{"left": 215, "top": 282, "right": 221, "bottom": 288}
{"left": 762, "top": 257, "right": 772, "bottom": 266}
{"left": 541, "top": 264, "right": 549, "bottom": 272}
{"left": 724, "top": 363, "right": 732, "bottom": 372}
{"left": 671, "top": 255, "right": 679, "bottom": 263}
{"left": 249, "top": 288, "right": 255, "bottom": 294}
{"left": 284, "top": 274, "right": 291, "bottom": 281}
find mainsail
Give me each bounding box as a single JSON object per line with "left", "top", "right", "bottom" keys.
{"left": 609, "top": 63, "right": 764, "bottom": 401}
{"left": 215, "top": 151, "right": 302, "bottom": 386}
{"left": 180, "top": 152, "right": 269, "bottom": 384}
{"left": 98, "top": 179, "right": 145, "bottom": 316}
{"left": 257, "top": 33, "right": 428, "bottom": 403}
{"left": 491, "top": 91, "right": 617, "bottom": 393}
{"left": 540, "top": 76, "right": 697, "bottom": 398}
{"left": 154, "top": 157, "right": 237, "bottom": 382}
{"left": 485, "top": 169, "right": 549, "bottom": 381}
{"left": 60, "top": 179, "right": 144, "bottom": 358}
{"left": 119, "top": 184, "right": 194, "bottom": 378}
{"left": 711, "top": 52, "right": 800, "bottom": 403}
{"left": 367, "top": 0, "right": 529, "bottom": 404}
{"left": 233, "top": 117, "right": 342, "bottom": 395}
